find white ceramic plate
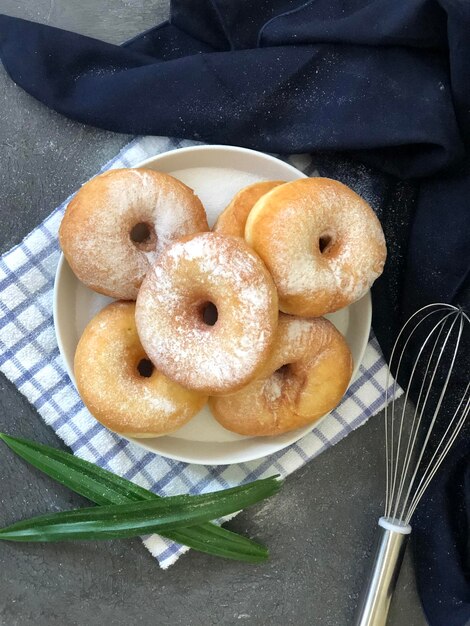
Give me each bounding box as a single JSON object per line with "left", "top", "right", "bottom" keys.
{"left": 54, "top": 145, "right": 371, "bottom": 465}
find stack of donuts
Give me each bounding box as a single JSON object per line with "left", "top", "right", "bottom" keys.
{"left": 60, "top": 168, "right": 386, "bottom": 438}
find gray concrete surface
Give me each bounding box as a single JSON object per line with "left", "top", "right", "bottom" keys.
{"left": 0, "top": 2, "right": 428, "bottom": 625}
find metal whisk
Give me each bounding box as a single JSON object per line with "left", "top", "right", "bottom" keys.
{"left": 355, "top": 303, "right": 470, "bottom": 626}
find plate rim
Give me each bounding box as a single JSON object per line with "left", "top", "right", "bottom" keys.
{"left": 53, "top": 144, "right": 372, "bottom": 465}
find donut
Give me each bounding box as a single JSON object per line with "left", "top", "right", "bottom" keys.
{"left": 245, "top": 178, "right": 386, "bottom": 317}
{"left": 59, "top": 168, "right": 209, "bottom": 300}
{"left": 209, "top": 314, "right": 353, "bottom": 436}
{"left": 135, "top": 232, "right": 279, "bottom": 396}
{"left": 74, "top": 301, "right": 206, "bottom": 437}
{"left": 213, "top": 181, "right": 284, "bottom": 237}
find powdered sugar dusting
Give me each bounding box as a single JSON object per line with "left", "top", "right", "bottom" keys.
{"left": 138, "top": 387, "right": 175, "bottom": 413}
{"left": 263, "top": 377, "right": 283, "bottom": 402}
{"left": 104, "top": 169, "right": 208, "bottom": 256}
{"left": 285, "top": 318, "right": 314, "bottom": 343}
{"left": 60, "top": 169, "right": 208, "bottom": 299}
{"left": 249, "top": 178, "right": 386, "bottom": 314}
{"left": 136, "top": 233, "right": 278, "bottom": 393}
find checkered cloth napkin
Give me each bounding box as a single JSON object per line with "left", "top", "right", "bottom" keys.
{"left": 0, "top": 135, "right": 399, "bottom": 569}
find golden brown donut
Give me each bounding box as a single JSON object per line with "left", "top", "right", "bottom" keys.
{"left": 210, "top": 314, "right": 353, "bottom": 436}
{"left": 245, "top": 178, "right": 386, "bottom": 317}
{"left": 74, "top": 302, "right": 206, "bottom": 437}
{"left": 135, "top": 232, "right": 279, "bottom": 396}
{"left": 59, "top": 168, "right": 208, "bottom": 300}
{"left": 213, "top": 180, "right": 284, "bottom": 237}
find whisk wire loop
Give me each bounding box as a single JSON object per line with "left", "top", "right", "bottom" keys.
{"left": 384, "top": 305, "right": 448, "bottom": 516}
{"left": 384, "top": 303, "right": 469, "bottom": 524}
{"left": 396, "top": 311, "right": 463, "bottom": 522}
{"left": 390, "top": 311, "right": 450, "bottom": 519}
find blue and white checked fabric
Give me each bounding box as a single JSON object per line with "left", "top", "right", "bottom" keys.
{"left": 0, "top": 136, "right": 399, "bottom": 569}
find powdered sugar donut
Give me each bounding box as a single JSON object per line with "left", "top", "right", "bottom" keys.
{"left": 75, "top": 302, "right": 207, "bottom": 437}
{"left": 135, "top": 232, "right": 279, "bottom": 395}
{"left": 245, "top": 178, "right": 386, "bottom": 317}
{"left": 59, "top": 168, "right": 208, "bottom": 299}
{"left": 213, "top": 180, "right": 284, "bottom": 237}
{"left": 210, "top": 314, "right": 353, "bottom": 436}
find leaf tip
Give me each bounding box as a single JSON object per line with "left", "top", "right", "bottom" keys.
{"left": 0, "top": 433, "right": 15, "bottom": 447}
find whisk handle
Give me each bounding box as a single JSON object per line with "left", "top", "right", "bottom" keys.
{"left": 354, "top": 517, "right": 411, "bottom": 626}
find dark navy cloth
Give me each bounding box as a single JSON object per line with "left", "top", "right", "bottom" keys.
{"left": 413, "top": 435, "right": 470, "bottom": 626}
{"left": 0, "top": 2, "right": 469, "bottom": 623}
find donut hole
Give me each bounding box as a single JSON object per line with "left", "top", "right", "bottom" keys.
{"left": 275, "top": 364, "right": 291, "bottom": 377}
{"left": 272, "top": 363, "right": 293, "bottom": 387}
{"left": 274, "top": 363, "right": 298, "bottom": 388}
{"left": 200, "top": 301, "right": 218, "bottom": 326}
{"left": 137, "top": 358, "right": 154, "bottom": 378}
{"left": 130, "top": 222, "right": 156, "bottom": 252}
{"left": 265, "top": 364, "right": 293, "bottom": 403}
{"left": 318, "top": 231, "right": 335, "bottom": 255}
